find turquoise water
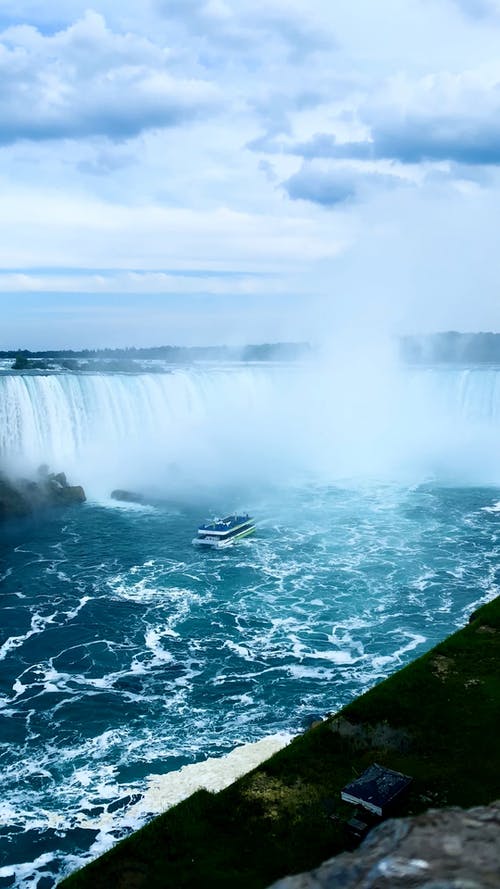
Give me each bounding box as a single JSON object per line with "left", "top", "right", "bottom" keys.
{"left": 2, "top": 364, "right": 500, "bottom": 886}
{"left": 1, "top": 481, "right": 500, "bottom": 887}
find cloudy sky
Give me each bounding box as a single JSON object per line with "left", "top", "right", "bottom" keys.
{"left": 1, "top": 0, "right": 500, "bottom": 348}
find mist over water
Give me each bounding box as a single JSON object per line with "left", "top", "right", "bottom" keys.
{"left": 2, "top": 357, "right": 500, "bottom": 888}
{"left": 2, "top": 358, "right": 500, "bottom": 493}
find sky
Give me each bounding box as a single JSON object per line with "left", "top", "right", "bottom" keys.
{"left": 1, "top": 0, "right": 500, "bottom": 348}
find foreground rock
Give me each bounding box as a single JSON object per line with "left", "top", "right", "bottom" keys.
{"left": 0, "top": 466, "right": 86, "bottom": 521}
{"left": 269, "top": 801, "right": 500, "bottom": 889}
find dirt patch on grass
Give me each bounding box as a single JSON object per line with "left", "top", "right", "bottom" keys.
{"left": 116, "top": 869, "right": 146, "bottom": 889}
{"left": 329, "top": 716, "right": 412, "bottom": 752}
{"left": 242, "top": 774, "right": 315, "bottom": 822}
{"left": 431, "top": 654, "right": 455, "bottom": 680}
{"left": 464, "top": 678, "right": 482, "bottom": 688}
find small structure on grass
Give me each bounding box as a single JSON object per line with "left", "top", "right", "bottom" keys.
{"left": 341, "top": 763, "right": 412, "bottom": 817}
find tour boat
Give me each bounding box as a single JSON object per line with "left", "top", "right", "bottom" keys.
{"left": 193, "top": 514, "right": 255, "bottom": 548}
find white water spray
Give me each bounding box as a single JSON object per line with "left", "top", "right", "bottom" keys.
{"left": 1, "top": 363, "right": 500, "bottom": 493}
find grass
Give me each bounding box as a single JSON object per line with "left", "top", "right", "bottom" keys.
{"left": 60, "top": 597, "right": 500, "bottom": 889}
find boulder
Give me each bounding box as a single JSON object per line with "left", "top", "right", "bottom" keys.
{"left": 268, "top": 801, "right": 500, "bottom": 889}
{"left": 0, "top": 468, "right": 86, "bottom": 521}
{"left": 60, "top": 485, "right": 86, "bottom": 505}
{"left": 111, "top": 489, "right": 144, "bottom": 504}
{"left": 0, "top": 475, "right": 31, "bottom": 519}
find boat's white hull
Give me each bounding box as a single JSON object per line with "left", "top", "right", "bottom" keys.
{"left": 192, "top": 537, "right": 235, "bottom": 548}
{"left": 192, "top": 527, "right": 255, "bottom": 548}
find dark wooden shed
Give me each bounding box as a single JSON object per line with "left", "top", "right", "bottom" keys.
{"left": 341, "top": 763, "right": 412, "bottom": 817}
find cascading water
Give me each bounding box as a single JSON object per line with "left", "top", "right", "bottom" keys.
{"left": 0, "top": 367, "right": 299, "bottom": 492}
{"left": 1, "top": 362, "right": 500, "bottom": 889}
{"left": 2, "top": 364, "right": 500, "bottom": 490}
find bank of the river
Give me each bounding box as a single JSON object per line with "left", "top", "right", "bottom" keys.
{"left": 60, "top": 595, "right": 500, "bottom": 889}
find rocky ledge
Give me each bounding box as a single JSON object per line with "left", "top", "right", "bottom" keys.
{"left": 110, "top": 489, "right": 144, "bottom": 504}
{"left": 0, "top": 465, "right": 86, "bottom": 521}
{"left": 269, "top": 801, "right": 500, "bottom": 889}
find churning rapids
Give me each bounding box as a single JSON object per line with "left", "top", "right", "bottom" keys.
{"left": 1, "top": 362, "right": 500, "bottom": 888}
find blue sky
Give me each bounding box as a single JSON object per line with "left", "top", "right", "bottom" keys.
{"left": 1, "top": 0, "right": 500, "bottom": 348}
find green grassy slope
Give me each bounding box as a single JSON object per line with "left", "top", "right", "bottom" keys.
{"left": 60, "top": 597, "right": 500, "bottom": 889}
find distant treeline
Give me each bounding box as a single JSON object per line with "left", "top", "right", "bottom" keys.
{"left": 0, "top": 343, "right": 311, "bottom": 363}
{"left": 5, "top": 336, "right": 500, "bottom": 365}
{"left": 401, "top": 332, "right": 500, "bottom": 364}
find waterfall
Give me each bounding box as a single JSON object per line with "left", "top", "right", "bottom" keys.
{"left": 404, "top": 367, "right": 500, "bottom": 424}
{"left": 2, "top": 365, "right": 500, "bottom": 491}
{"left": 0, "top": 368, "right": 294, "bottom": 492}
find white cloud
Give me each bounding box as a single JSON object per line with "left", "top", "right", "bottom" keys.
{"left": 361, "top": 64, "right": 500, "bottom": 165}
{"left": 248, "top": 61, "right": 500, "bottom": 207}
{"left": 2, "top": 0, "right": 500, "bottom": 345}
{"left": 449, "top": 0, "right": 500, "bottom": 17}
{"left": 0, "top": 185, "right": 349, "bottom": 271}
{"left": 157, "top": 0, "right": 332, "bottom": 59}
{"left": 0, "top": 270, "right": 287, "bottom": 296}
{"left": 284, "top": 161, "right": 412, "bottom": 206}
{"left": 0, "top": 11, "right": 219, "bottom": 144}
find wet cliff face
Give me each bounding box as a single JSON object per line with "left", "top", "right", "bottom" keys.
{"left": 269, "top": 801, "right": 500, "bottom": 889}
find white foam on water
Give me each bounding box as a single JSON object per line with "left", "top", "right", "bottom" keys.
{"left": 63, "top": 595, "right": 92, "bottom": 621}
{"left": 330, "top": 614, "right": 372, "bottom": 630}
{"left": 0, "top": 801, "right": 19, "bottom": 822}
{"left": 223, "top": 640, "right": 254, "bottom": 661}
{"left": 0, "top": 696, "right": 16, "bottom": 712}
{"left": 128, "top": 732, "right": 292, "bottom": 819}
{"left": 326, "top": 627, "right": 365, "bottom": 663}
{"left": 0, "top": 852, "right": 55, "bottom": 887}
{"left": 286, "top": 664, "right": 335, "bottom": 680}
{"left": 144, "top": 629, "right": 176, "bottom": 665}
{"left": 95, "top": 497, "right": 158, "bottom": 514}
{"left": 227, "top": 693, "right": 254, "bottom": 705}
{"left": 372, "top": 631, "right": 427, "bottom": 669}
{"left": 0, "top": 610, "right": 58, "bottom": 662}
{"left": 40, "top": 732, "right": 294, "bottom": 876}
{"left": 305, "top": 649, "right": 357, "bottom": 665}
{"left": 411, "top": 571, "right": 437, "bottom": 592}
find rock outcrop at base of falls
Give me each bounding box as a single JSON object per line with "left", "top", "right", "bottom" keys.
{"left": 0, "top": 466, "right": 86, "bottom": 521}
{"left": 110, "top": 489, "right": 144, "bottom": 504}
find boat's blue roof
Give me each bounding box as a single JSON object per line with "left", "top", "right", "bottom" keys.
{"left": 198, "top": 514, "right": 252, "bottom": 532}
